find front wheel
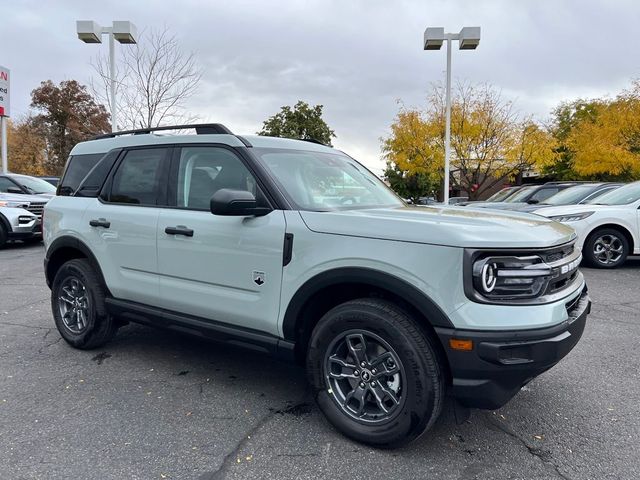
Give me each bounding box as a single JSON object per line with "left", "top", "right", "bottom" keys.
{"left": 51, "top": 259, "right": 117, "bottom": 349}
{"left": 584, "top": 228, "right": 629, "bottom": 268}
{"left": 306, "top": 299, "right": 444, "bottom": 447}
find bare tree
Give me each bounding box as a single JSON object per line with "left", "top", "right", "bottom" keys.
{"left": 91, "top": 27, "right": 202, "bottom": 130}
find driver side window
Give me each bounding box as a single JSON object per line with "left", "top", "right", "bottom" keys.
{"left": 175, "top": 147, "right": 256, "bottom": 210}
{"left": 0, "top": 177, "right": 18, "bottom": 193}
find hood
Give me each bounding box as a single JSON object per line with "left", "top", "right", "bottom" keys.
{"left": 534, "top": 204, "right": 608, "bottom": 217}
{"left": 299, "top": 206, "right": 576, "bottom": 249}
{"left": 471, "top": 202, "right": 535, "bottom": 211}
{"left": 0, "top": 192, "right": 50, "bottom": 205}
{"left": 464, "top": 201, "right": 541, "bottom": 210}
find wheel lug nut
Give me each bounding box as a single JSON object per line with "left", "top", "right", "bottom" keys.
{"left": 353, "top": 370, "right": 359, "bottom": 376}
{"left": 371, "top": 381, "right": 377, "bottom": 387}
{"left": 360, "top": 362, "right": 366, "bottom": 367}
{"left": 371, "top": 369, "right": 377, "bottom": 374}
{"left": 359, "top": 382, "right": 365, "bottom": 388}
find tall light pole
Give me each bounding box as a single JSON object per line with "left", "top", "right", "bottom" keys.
{"left": 76, "top": 21, "right": 138, "bottom": 132}
{"left": 424, "top": 26, "right": 480, "bottom": 204}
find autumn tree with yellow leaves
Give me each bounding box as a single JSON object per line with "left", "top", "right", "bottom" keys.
{"left": 383, "top": 83, "right": 556, "bottom": 200}
{"left": 6, "top": 117, "right": 48, "bottom": 176}
{"left": 562, "top": 81, "right": 640, "bottom": 180}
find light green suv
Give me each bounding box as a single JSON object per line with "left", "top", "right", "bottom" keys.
{"left": 43, "top": 124, "right": 590, "bottom": 447}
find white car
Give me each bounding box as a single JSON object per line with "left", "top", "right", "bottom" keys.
{"left": 535, "top": 181, "right": 640, "bottom": 268}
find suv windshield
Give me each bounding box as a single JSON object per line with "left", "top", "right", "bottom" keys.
{"left": 254, "top": 148, "right": 404, "bottom": 211}
{"left": 11, "top": 175, "right": 57, "bottom": 194}
{"left": 543, "top": 185, "right": 596, "bottom": 205}
{"left": 587, "top": 181, "right": 640, "bottom": 205}
{"left": 487, "top": 187, "right": 516, "bottom": 202}
{"left": 504, "top": 186, "right": 536, "bottom": 202}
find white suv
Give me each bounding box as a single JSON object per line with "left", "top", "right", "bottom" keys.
{"left": 44, "top": 124, "right": 591, "bottom": 447}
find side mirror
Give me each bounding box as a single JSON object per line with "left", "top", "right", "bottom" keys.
{"left": 7, "top": 186, "right": 23, "bottom": 194}
{"left": 210, "top": 189, "right": 272, "bottom": 217}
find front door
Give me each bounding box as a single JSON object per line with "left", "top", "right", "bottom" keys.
{"left": 156, "top": 145, "right": 286, "bottom": 336}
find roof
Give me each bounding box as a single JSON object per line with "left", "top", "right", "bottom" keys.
{"left": 70, "top": 132, "right": 337, "bottom": 156}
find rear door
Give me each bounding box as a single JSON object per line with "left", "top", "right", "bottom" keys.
{"left": 81, "top": 146, "right": 170, "bottom": 305}
{"left": 155, "top": 145, "right": 286, "bottom": 336}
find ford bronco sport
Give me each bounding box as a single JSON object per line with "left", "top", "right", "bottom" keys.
{"left": 43, "top": 124, "right": 590, "bottom": 447}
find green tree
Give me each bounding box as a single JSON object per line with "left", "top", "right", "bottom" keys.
{"left": 258, "top": 101, "right": 336, "bottom": 146}
{"left": 30, "top": 80, "right": 110, "bottom": 174}
{"left": 383, "top": 162, "right": 437, "bottom": 203}
{"left": 542, "top": 99, "right": 603, "bottom": 179}
{"left": 545, "top": 82, "right": 640, "bottom": 181}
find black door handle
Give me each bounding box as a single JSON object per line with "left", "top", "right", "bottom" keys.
{"left": 89, "top": 218, "right": 110, "bottom": 228}
{"left": 165, "top": 225, "right": 194, "bottom": 237}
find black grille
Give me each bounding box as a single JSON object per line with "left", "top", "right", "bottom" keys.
{"left": 26, "top": 201, "right": 47, "bottom": 219}
{"left": 540, "top": 244, "right": 574, "bottom": 263}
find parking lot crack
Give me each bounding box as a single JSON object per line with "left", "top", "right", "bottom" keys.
{"left": 37, "top": 335, "right": 62, "bottom": 354}
{"left": 201, "top": 397, "right": 310, "bottom": 480}
{"left": 485, "top": 414, "right": 571, "bottom": 480}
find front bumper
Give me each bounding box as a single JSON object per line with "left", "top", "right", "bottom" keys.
{"left": 435, "top": 287, "right": 590, "bottom": 409}
{"left": 8, "top": 222, "right": 41, "bottom": 240}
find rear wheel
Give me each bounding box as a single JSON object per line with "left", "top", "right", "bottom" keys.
{"left": 306, "top": 298, "right": 444, "bottom": 447}
{"left": 584, "top": 228, "right": 629, "bottom": 268}
{"left": 51, "top": 259, "right": 117, "bottom": 349}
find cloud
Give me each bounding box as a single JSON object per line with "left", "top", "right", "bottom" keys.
{"left": 1, "top": 0, "right": 639, "bottom": 172}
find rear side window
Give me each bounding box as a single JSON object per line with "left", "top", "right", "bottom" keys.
{"left": 108, "top": 148, "right": 168, "bottom": 205}
{"left": 75, "top": 150, "right": 121, "bottom": 197}
{"left": 58, "top": 153, "right": 106, "bottom": 196}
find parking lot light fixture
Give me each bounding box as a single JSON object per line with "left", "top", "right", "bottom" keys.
{"left": 76, "top": 20, "right": 138, "bottom": 132}
{"left": 423, "top": 26, "right": 481, "bottom": 203}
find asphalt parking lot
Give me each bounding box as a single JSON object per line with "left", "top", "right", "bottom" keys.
{"left": 0, "top": 243, "right": 638, "bottom": 480}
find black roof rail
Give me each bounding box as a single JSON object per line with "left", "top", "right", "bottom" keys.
{"left": 91, "top": 123, "right": 234, "bottom": 140}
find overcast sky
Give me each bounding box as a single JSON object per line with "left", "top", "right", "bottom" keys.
{"left": 2, "top": 0, "right": 639, "bottom": 172}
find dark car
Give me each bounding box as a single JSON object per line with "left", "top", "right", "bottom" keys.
{"left": 39, "top": 176, "right": 60, "bottom": 187}
{"left": 507, "top": 183, "right": 623, "bottom": 213}
{"left": 0, "top": 173, "right": 57, "bottom": 197}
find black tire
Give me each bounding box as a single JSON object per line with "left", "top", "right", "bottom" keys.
{"left": 583, "top": 228, "right": 629, "bottom": 269}
{"left": 51, "top": 259, "right": 117, "bottom": 349}
{"left": 0, "top": 222, "right": 7, "bottom": 249}
{"left": 306, "top": 298, "right": 444, "bottom": 447}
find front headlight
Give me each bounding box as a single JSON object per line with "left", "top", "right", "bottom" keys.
{"left": 548, "top": 211, "right": 594, "bottom": 223}
{"left": 472, "top": 255, "right": 552, "bottom": 300}
{"left": 0, "top": 200, "right": 29, "bottom": 208}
